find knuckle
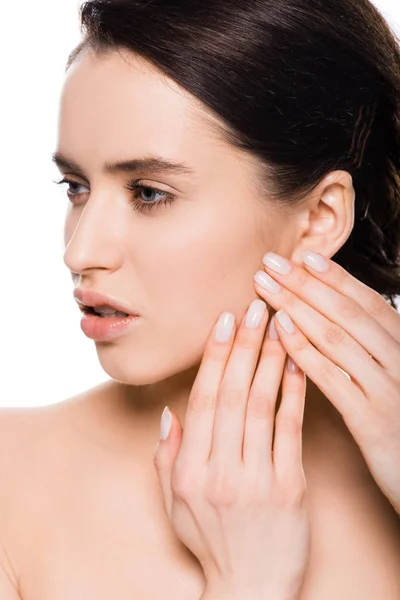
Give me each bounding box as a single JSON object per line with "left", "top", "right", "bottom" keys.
{"left": 189, "top": 388, "right": 216, "bottom": 414}
{"left": 335, "top": 296, "right": 363, "bottom": 320}
{"left": 322, "top": 324, "right": 347, "bottom": 347}
{"left": 367, "top": 291, "right": 392, "bottom": 317}
{"left": 330, "top": 263, "right": 349, "bottom": 288}
{"left": 284, "top": 293, "right": 298, "bottom": 309}
{"left": 294, "top": 483, "right": 307, "bottom": 504}
{"left": 234, "top": 334, "right": 258, "bottom": 351}
{"left": 247, "top": 391, "right": 275, "bottom": 419}
{"left": 204, "top": 342, "right": 228, "bottom": 363}
{"left": 280, "top": 483, "right": 307, "bottom": 509}
{"left": 152, "top": 453, "right": 163, "bottom": 470}
{"left": 320, "top": 358, "right": 340, "bottom": 382}
{"left": 276, "top": 413, "right": 302, "bottom": 437}
{"left": 258, "top": 345, "right": 284, "bottom": 367}
{"left": 292, "top": 334, "right": 311, "bottom": 354}
{"left": 171, "top": 468, "right": 196, "bottom": 499}
{"left": 294, "top": 268, "right": 309, "bottom": 290}
{"left": 218, "top": 386, "right": 245, "bottom": 408}
{"left": 284, "top": 377, "right": 305, "bottom": 396}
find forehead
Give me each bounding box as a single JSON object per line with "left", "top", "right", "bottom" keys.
{"left": 58, "top": 49, "right": 226, "bottom": 164}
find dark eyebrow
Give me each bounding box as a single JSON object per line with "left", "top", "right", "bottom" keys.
{"left": 51, "top": 152, "right": 196, "bottom": 179}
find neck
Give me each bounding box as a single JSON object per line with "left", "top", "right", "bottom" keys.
{"left": 105, "top": 367, "right": 348, "bottom": 454}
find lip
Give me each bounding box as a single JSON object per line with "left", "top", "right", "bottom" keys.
{"left": 79, "top": 311, "right": 140, "bottom": 342}
{"left": 73, "top": 288, "right": 139, "bottom": 316}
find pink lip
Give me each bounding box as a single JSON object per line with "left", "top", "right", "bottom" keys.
{"left": 73, "top": 288, "right": 139, "bottom": 316}
{"left": 79, "top": 311, "right": 140, "bottom": 342}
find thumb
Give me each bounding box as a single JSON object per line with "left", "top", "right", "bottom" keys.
{"left": 153, "top": 406, "right": 183, "bottom": 519}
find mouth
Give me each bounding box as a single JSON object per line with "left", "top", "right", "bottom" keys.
{"left": 81, "top": 306, "right": 131, "bottom": 319}
{"left": 74, "top": 288, "right": 139, "bottom": 319}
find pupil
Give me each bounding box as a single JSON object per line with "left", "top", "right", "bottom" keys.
{"left": 142, "top": 187, "right": 156, "bottom": 202}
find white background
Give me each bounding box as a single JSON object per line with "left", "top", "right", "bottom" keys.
{"left": 0, "top": 1, "right": 399, "bottom": 407}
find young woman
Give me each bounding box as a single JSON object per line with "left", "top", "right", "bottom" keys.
{"left": 0, "top": 0, "right": 399, "bottom": 598}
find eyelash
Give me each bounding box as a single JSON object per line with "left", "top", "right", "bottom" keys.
{"left": 54, "top": 177, "right": 176, "bottom": 214}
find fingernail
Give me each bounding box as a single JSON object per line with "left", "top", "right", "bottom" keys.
{"left": 215, "top": 311, "right": 235, "bottom": 342}
{"left": 275, "top": 309, "right": 296, "bottom": 334}
{"left": 267, "top": 315, "right": 279, "bottom": 339}
{"left": 245, "top": 299, "right": 267, "bottom": 329}
{"left": 287, "top": 357, "right": 299, "bottom": 373}
{"left": 302, "top": 250, "right": 329, "bottom": 272}
{"left": 263, "top": 252, "right": 292, "bottom": 275}
{"left": 254, "top": 271, "right": 282, "bottom": 293}
{"left": 160, "top": 406, "right": 172, "bottom": 440}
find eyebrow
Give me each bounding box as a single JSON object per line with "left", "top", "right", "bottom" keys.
{"left": 51, "top": 152, "right": 196, "bottom": 179}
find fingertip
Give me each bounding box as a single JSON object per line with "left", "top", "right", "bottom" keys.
{"left": 160, "top": 406, "right": 173, "bottom": 441}
{"left": 214, "top": 311, "right": 236, "bottom": 343}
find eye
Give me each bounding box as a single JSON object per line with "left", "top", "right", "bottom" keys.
{"left": 53, "top": 177, "right": 176, "bottom": 213}
{"left": 124, "top": 180, "right": 176, "bottom": 214}
{"left": 54, "top": 177, "right": 89, "bottom": 203}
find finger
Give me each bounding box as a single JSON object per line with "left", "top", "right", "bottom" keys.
{"left": 255, "top": 266, "right": 397, "bottom": 394}
{"left": 301, "top": 251, "right": 400, "bottom": 344}
{"left": 272, "top": 310, "right": 369, "bottom": 433}
{"left": 178, "top": 311, "right": 237, "bottom": 468}
{"left": 260, "top": 251, "right": 400, "bottom": 377}
{"left": 273, "top": 357, "right": 307, "bottom": 486}
{"left": 243, "top": 315, "right": 287, "bottom": 470}
{"left": 153, "top": 408, "right": 183, "bottom": 520}
{"left": 210, "top": 300, "right": 270, "bottom": 466}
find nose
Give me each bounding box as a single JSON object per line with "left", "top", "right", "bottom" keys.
{"left": 63, "top": 191, "right": 123, "bottom": 276}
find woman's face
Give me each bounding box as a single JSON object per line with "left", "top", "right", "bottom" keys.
{"left": 58, "top": 49, "right": 295, "bottom": 386}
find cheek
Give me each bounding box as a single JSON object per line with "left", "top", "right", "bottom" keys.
{"left": 147, "top": 229, "right": 263, "bottom": 324}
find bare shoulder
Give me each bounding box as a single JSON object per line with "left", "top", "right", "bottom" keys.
{"left": 0, "top": 379, "right": 111, "bottom": 496}
{"left": 0, "top": 379, "right": 114, "bottom": 466}
{"left": 0, "top": 381, "right": 116, "bottom": 592}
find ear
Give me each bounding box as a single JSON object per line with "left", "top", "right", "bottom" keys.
{"left": 289, "top": 170, "right": 355, "bottom": 265}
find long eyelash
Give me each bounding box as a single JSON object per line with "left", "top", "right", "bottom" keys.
{"left": 124, "top": 180, "right": 175, "bottom": 213}
{"left": 54, "top": 177, "right": 70, "bottom": 186}
{"left": 53, "top": 177, "right": 176, "bottom": 214}
{"left": 53, "top": 177, "right": 81, "bottom": 192}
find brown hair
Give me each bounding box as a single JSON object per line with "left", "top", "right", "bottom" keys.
{"left": 67, "top": 0, "right": 400, "bottom": 308}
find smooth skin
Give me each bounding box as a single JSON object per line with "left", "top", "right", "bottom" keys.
{"left": 257, "top": 252, "right": 400, "bottom": 516}
{"left": 154, "top": 304, "right": 310, "bottom": 599}
{"left": 0, "top": 47, "right": 399, "bottom": 599}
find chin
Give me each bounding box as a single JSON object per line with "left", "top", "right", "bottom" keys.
{"left": 94, "top": 346, "right": 202, "bottom": 388}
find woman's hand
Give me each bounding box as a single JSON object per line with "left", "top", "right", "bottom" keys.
{"left": 255, "top": 249, "right": 400, "bottom": 515}
{"left": 153, "top": 299, "right": 310, "bottom": 600}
